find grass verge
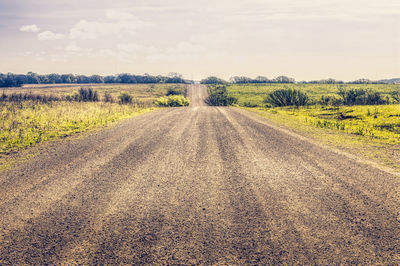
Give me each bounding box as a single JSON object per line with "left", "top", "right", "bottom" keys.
{"left": 240, "top": 105, "right": 400, "bottom": 171}
{"left": 0, "top": 101, "right": 156, "bottom": 156}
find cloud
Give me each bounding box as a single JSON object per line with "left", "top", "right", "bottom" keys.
{"left": 117, "top": 43, "right": 158, "bottom": 54}
{"left": 69, "top": 19, "right": 142, "bottom": 40}
{"left": 106, "top": 10, "right": 135, "bottom": 20}
{"left": 65, "top": 42, "right": 92, "bottom": 55}
{"left": 146, "top": 41, "right": 206, "bottom": 62}
{"left": 38, "top": 30, "right": 66, "bottom": 40}
{"left": 69, "top": 9, "right": 151, "bottom": 40}
{"left": 20, "top": 24, "right": 40, "bottom": 33}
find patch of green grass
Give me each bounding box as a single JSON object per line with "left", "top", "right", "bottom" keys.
{"left": 3, "top": 83, "right": 188, "bottom": 105}
{"left": 0, "top": 101, "right": 156, "bottom": 154}
{"left": 228, "top": 83, "right": 398, "bottom": 107}
{"left": 242, "top": 104, "right": 400, "bottom": 170}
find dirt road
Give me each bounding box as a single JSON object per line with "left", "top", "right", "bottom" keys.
{"left": 0, "top": 85, "right": 398, "bottom": 264}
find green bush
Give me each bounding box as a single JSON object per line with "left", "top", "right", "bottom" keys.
{"left": 264, "top": 88, "right": 309, "bottom": 107}
{"left": 337, "top": 88, "right": 388, "bottom": 105}
{"left": 155, "top": 95, "right": 190, "bottom": 107}
{"left": 78, "top": 88, "right": 99, "bottom": 102}
{"left": 166, "top": 87, "right": 184, "bottom": 96}
{"left": 103, "top": 92, "right": 114, "bottom": 103}
{"left": 118, "top": 92, "right": 133, "bottom": 104}
{"left": 391, "top": 91, "right": 400, "bottom": 103}
{"left": 206, "top": 85, "right": 238, "bottom": 106}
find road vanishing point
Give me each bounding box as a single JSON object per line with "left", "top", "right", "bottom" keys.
{"left": 0, "top": 85, "right": 399, "bottom": 264}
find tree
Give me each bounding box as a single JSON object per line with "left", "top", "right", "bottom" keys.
{"left": 254, "top": 76, "right": 269, "bottom": 83}
{"left": 230, "top": 76, "right": 252, "bottom": 84}
{"left": 200, "top": 76, "right": 227, "bottom": 84}
{"left": 273, "top": 76, "right": 295, "bottom": 83}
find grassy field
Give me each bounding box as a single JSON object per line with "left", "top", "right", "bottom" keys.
{"left": 0, "top": 101, "right": 156, "bottom": 154}
{"left": 226, "top": 83, "right": 400, "bottom": 170}
{"left": 2, "top": 83, "right": 187, "bottom": 106}
{"left": 228, "top": 83, "right": 398, "bottom": 107}
{"left": 0, "top": 84, "right": 187, "bottom": 157}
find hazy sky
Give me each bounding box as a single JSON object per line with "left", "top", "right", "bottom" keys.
{"left": 0, "top": 0, "right": 399, "bottom": 80}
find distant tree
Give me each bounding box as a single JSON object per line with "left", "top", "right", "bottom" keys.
{"left": 76, "top": 75, "right": 90, "bottom": 83}
{"left": 350, "top": 79, "right": 372, "bottom": 84}
{"left": 61, "top": 74, "right": 76, "bottom": 83}
{"left": 168, "top": 72, "right": 183, "bottom": 79}
{"left": 0, "top": 72, "right": 188, "bottom": 87}
{"left": 26, "top": 72, "right": 40, "bottom": 84}
{"left": 200, "top": 76, "right": 227, "bottom": 84}
{"left": 230, "top": 76, "right": 253, "bottom": 84}
{"left": 48, "top": 73, "right": 62, "bottom": 84}
{"left": 104, "top": 75, "right": 117, "bottom": 83}
{"left": 254, "top": 76, "right": 269, "bottom": 83}
{"left": 272, "top": 76, "right": 295, "bottom": 83}
{"left": 89, "top": 75, "right": 104, "bottom": 83}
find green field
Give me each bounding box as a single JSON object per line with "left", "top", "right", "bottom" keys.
{"left": 227, "top": 83, "right": 399, "bottom": 107}
{"left": 0, "top": 84, "right": 187, "bottom": 156}
{"left": 226, "top": 83, "right": 400, "bottom": 169}
{"left": 2, "top": 83, "right": 187, "bottom": 107}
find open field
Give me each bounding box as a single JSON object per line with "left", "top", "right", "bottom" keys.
{"left": 227, "top": 83, "right": 399, "bottom": 107}
{"left": 0, "top": 84, "right": 188, "bottom": 158}
{"left": 225, "top": 83, "right": 400, "bottom": 169}
{"left": 2, "top": 83, "right": 187, "bottom": 104}
{"left": 0, "top": 101, "right": 156, "bottom": 155}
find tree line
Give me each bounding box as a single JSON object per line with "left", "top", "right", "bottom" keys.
{"left": 0, "top": 72, "right": 189, "bottom": 87}
{"left": 200, "top": 76, "right": 396, "bottom": 84}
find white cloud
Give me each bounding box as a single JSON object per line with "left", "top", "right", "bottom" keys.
{"left": 106, "top": 10, "right": 135, "bottom": 20}
{"left": 69, "top": 10, "right": 150, "bottom": 40}
{"left": 94, "top": 49, "right": 118, "bottom": 57}
{"left": 38, "top": 31, "right": 66, "bottom": 41}
{"left": 20, "top": 24, "right": 40, "bottom": 33}
{"left": 117, "top": 43, "right": 158, "bottom": 54}
{"left": 146, "top": 41, "right": 206, "bottom": 62}
{"left": 69, "top": 19, "right": 144, "bottom": 40}
{"left": 64, "top": 42, "right": 93, "bottom": 57}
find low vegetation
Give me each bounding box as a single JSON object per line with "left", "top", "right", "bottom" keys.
{"left": 0, "top": 101, "right": 154, "bottom": 154}
{"left": 264, "top": 88, "right": 309, "bottom": 107}
{"left": 227, "top": 83, "right": 400, "bottom": 169}
{"left": 0, "top": 84, "right": 188, "bottom": 154}
{"left": 166, "top": 86, "right": 186, "bottom": 96}
{"left": 206, "top": 85, "right": 238, "bottom": 106}
{"left": 227, "top": 83, "right": 398, "bottom": 107}
{"left": 155, "top": 95, "right": 190, "bottom": 107}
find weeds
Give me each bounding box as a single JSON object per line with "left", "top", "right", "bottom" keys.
{"left": 206, "top": 85, "right": 237, "bottom": 106}
{"left": 264, "top": 88, "right": 309, "bottom": 107}
{"left": 155, "top": 95, "right": 190, "bottom": 107}
{"left": 0, "top": 101, "right": 154, "bottom": 154}
{"left": 118, "top": 92, "right": 133, "bottom": 104}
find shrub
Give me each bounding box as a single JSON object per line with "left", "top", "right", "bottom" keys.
{"left": 391, "top": 91, "right": 400, "bottom": 103}
{"left": 155, "top": 95, "right": 190, "bottom": 107}
{"left": 104, "top": 93, "right": 114, "bottom": 103}
{"left": 0, "top": 92, "right": 61, "bottom": 103}
{"left": 320, "top": 95, "right": 343, "bottom": 106}
{"left": 166, "top": 87, "right": 184, "bottom": 96}
{"left": 200, "top": 76, "right": 227, "bottom": 84}
{"left": 338, "top": 88, "right": 388, "bottom": 105}
{"left": 118, "top": 92, "right": 133, "bottom": 104}
{"left": 206, "top": 85, "right": 238, "bottom": 106}
{"left": 78, "top": 88, "right": 98, "bottom": 102}
{"left": 243, "top": 101, "right": 258, "bottom": 107}
{"left": 264, "top": 88, "right": 309, "bottom": 107}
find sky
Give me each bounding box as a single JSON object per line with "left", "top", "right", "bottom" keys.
{"left": 0, "top": 0, "right": 399, "bottom": 81}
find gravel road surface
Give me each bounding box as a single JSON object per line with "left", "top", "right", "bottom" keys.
{"left": 0, "top": 85, "right": 398, "bottom": 264}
